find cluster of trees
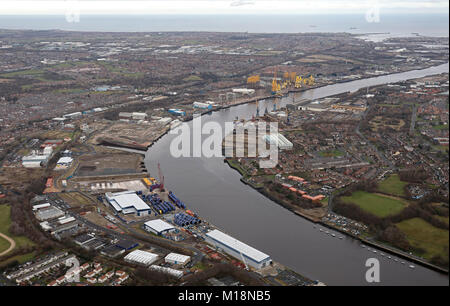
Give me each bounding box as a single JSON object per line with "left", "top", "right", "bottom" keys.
{"left": 8, "top": 193, "right": 54, "bottom": 250}
{"left": 268, "top": 182, "right": 322, "bottom": 210}
{"left": 398, "top": 168, "right": 429, "bottom": 183}
{"left": 134, "top": 267, "right": 177, "bottom": 285}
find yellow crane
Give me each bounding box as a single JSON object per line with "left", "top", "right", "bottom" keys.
{"left": 295, "top": 76, "right": 303, "bottom": 88}
{"left": 272, "top": 70, "right": 281, "bottom": 95}
{"left": 247, "top": 75, "right": 260, "bottom": 86}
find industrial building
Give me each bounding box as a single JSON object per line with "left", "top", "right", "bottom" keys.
{"left": 149, "top": 265, "right": 184, "bottom": 279}
{"left": 168, "top": 109, "right": 186, "bottom": 116}
{"left": 165, "top": 253, "right": 191, "bottom": 266}
{"left": 205, "top": 230, "right": 272, "bottom": 270}
{"left": 263, "top": 133, "right": 293, "bottom": 150}
{"left": 35, "top": 206, "right": 65, "bottom": 221}
{"left": 105, "top": 191, "right": 151, "bottom": 216}
{"left": 22, "top": 154, "right": 50, "bottom": 168}
{"left": 143, "top": 219, "right": 176, "bottom": 235}
{"left": 124, "top": 250, "right": 159, "bottom": 266}
{"left": 193, "top": 102, "right": 213, "bottom": 110}
{"left": 232, "top": 88, "right": 255, "bottom": 95}
{"left": 55, "top": 156, "right": 73, "bottom": 170}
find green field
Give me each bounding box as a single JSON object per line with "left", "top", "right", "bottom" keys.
{"left": 432, "top": 124, "right": 449, "bottom": 131}
{"left": 396, "top": 218, "right": 449, "bottom": 260}
{"left": 319, "top": 150, "right": 344, "bottom": 158}
{"left": 378, "top": 174, "right": 407, "bottom": 197}
{"left": 0, "top": 205, "right": 35, "bottom": 254}
{"left": 340, "top": 191, "right": 407, "bottom": 218}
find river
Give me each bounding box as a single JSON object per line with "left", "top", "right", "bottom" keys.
{"left": 145, "top": 63, "right": 449, "bottom": 286}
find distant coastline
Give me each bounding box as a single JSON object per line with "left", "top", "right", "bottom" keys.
{"left": 0, "top": 14, "right": 448, "bottom": 37}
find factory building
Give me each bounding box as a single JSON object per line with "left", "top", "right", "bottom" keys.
{"left": 105, "top": 191, "right": 151, "bottom": 216}
{"left": 165, "top": 253, "right": 191, "bottom": 266}
{"left": 144, "top": 219, "right": 176, "bottom": 235}
{"left": 55, "top": 156, "right": 73, "bottom": 170}
{"left": 22, "top": 154, "right": 50, "bottom": 168}
{"left": 149, "top": 265, "right": 184, "bottom": 279}
{"left": 64, "top": 112, "right": 82, "bottom": 119}
{"left": 124, "top": 250, "right": 159, "bottom": 267}
{"left": 193, "top": 102, "right": 213, "bottom": 110}
{"left": 205, "top": 230, "right": 272, "bottom": 270}
{"left": 168, "top": 109, "right": 186, "bottom": 116}
{"left": 35, "top": 206, "right": 65, "bottom": 221}
{"left": 232, "top": 88, "right": 255, "bottom": 96}
{"left": 263, "top": 133, "right": 293, "bottom": 150}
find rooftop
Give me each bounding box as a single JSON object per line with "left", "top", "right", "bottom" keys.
{"left": 206, "top": 229, "right": 270, "bottom": 264}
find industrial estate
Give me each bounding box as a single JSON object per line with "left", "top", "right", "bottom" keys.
{"left": 0, "top": 18, "right": 448, "bottom": 288}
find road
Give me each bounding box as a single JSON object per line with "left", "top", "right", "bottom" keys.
{"left": 409, "top": 104, "right": 418, "bottom": 135}
{"left": 0, "top": 232, "right": 16, "bottom": 257}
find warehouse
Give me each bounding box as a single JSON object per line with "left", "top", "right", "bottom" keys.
{"left": 193, "top": 102, "right": 213, "bottom": 110}
{"left": 165, "top": 253, "right": 191, "bottom": 266}
{"left": 124, "top": 250, "right": 159, "bottom": 266}
{"left": 205, "top": 230, "right": 272, "bottom": 270}
{"left": 56, "top": 156, "right": 73, "bottom": 168}
{"left": 144, "top": 219, "right": 176, "bottom": 235}
{"left": 149, "top": 265, "right": 184, "bottom": 279}
{"left": 263, "top": 133, "right": 293, "bottom": 150}
{"left": 33, "top": 203, "right": 51, "bottom": 211}
{"left": 35, "top": 206, "right": 65, "bottom": 221}
{"left": 105, "top": 191, "right": 151, "bottom": 216}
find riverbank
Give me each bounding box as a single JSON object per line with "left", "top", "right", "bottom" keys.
{"left": 145, "top": 62, "right": 449, "bottom": 285}
{"left": 225, "top": 157, "right": 449, "bottom": 275}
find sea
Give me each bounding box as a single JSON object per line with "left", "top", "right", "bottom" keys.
{"left": 0, "top": 14, "right": 448, "bottom": 40}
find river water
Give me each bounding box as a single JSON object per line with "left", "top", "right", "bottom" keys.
{"left": 145, "top": 63, "right": 449, "bottom": 286}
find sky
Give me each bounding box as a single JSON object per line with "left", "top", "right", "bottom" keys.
{"left": 0, "top": 0, "right": 448, "bottom": 15}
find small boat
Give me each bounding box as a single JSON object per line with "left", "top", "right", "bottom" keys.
{"left": 380, "top": 253, "right": 384, "bottom": 256}
{"left": 319, "top": 229, "right": 323, "bottom": 232}
{"left": 394, "top": 259, "right": 399, "bottom": 262}
{"left": 409, "top": 265, "right": 415, "bottom": 269}
{"left": 331, "top": 234, "right": 336, "bottom": 237}
{"left": 339, "top": 236, "right": 343, "bottom": 239}
{"left": 388, "top": 256, "right": 392, "bottom": 259}
{"left": 361, "top": 245, "right": 365, "bottom": 248}
{"left": 401, "top": 262, "right": 405, "bottom": 265}
{"left": 373, "top": 250, "right": 377, "bottom": 253}
{"left": 325, "top": 231, "right": 330, "bottom": 234}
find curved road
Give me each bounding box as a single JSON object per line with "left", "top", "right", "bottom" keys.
{"left": 0, "top": 232, "right": 15, "bottom": 257}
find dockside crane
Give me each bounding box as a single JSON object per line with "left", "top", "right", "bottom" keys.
{"left": 158, "top": 162, "right": 165, "bottom": 192}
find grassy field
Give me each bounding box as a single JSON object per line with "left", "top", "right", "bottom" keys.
{"left": 436, "top": 216, "right": 449, "bottom": 225}
{"left": 396, "top": 218, "right": 449, "bottom": 260}
{"left": 319, "top": 150, "right": 344, "bottom": 158}
{"left": 0, "top": 205, "right": 35, "bottom": 254}
{"left": 340, "top": 191, "right": 407, "bottom": 218}
{"left": 0, "top": 236, "right": 10, "bottom": 254}
{"left": 378, "top": 174, "right": 407, "bottom": 197}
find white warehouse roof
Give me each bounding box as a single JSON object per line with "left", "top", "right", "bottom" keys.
{"left": 165, "top": 253, "right": 191, "bottom": 264}
{"left": 263, "top": 133, "right": 293, "bottom": 149}
{"left": 206, "top": 229, "right": 270, "bottom": 263}
{"left": 144, "top": 219, "right": 175, "bottom": 233}
{"left": 33, "top": 203, "right": 51, "bottom": 210}
{"left": 57, "top": 157, "right": 73, "bottom": 164}
{"left": 124, "top": 250, "right": 158, "bottom": 266}
{"left": 106, "top": 191, "right": 150, "bottom": 212}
